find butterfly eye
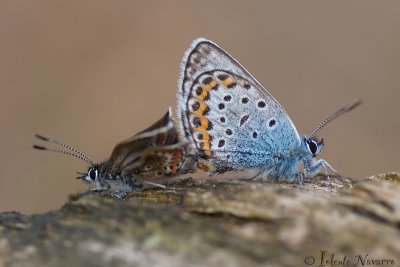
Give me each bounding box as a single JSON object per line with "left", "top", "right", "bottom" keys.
{"left": 307, "top": 139, "right": 318, "bottom": 156}
{"left": 88, "top": 168, "right": 98, "bottom": 180}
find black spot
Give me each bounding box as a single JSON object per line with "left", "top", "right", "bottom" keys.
{"left": 240, "top": 115, "right": 249, "bottom": 127}
{"left": 204, "top": 91, "right": 210, "bottom": 101}
{"left": 195, "top": 86, "right": 203, "bottom": 96}
{"left": 202, "top": 77, "right": 213, "bottom": 85}
{"left": 269, "top": 119, "right": 276, "bottom": 127}
{"left": 218, "top": 139, "right": 225, "bottom": 148}
{"left": 217, "top": 74, "right": 229, "bottom": 81}
{"left": 198, "top": 133, "right": 203, "bottom": 140}
{"left": 192, "top": 101, "right": 200, "bottom": 111}
{"left": 218, "top": 103, "right": 225, "bottom": 110}
{"left": 203, "top": 106, "right": 210, "bottom": 116}
{"left": 207, "top": 121, "right": 213, "bottom": 131}
{"left": 252, "top": 132, "right": 258, "bottom": 138}
{"left": 242, "top": 97, "right": 249, "bottom": 104}
{"left": 211, "top": 83, "right": 219, "bottom": 90}
{"left": 223, "top": 95, "right": 232, "bottom": 102}
{"left": 243, "top": 83, "right": 251, "bottom": 89}
{"left": 192, "top": 117, "right": 201, "bottom": 128}
{"left": 226, "top": 129, "right": 233, "bottom": 135}
{"left": 258, "top": 101, "right": 266, "bottom": 108}
{"left": 220, "top": 117, "right": 226, "bottom": 123}
{"left": 227, "top": 82, "right": 237, "bottom": 89}
{"left": 199, "top": 143, "right": 204, "bottom": 149}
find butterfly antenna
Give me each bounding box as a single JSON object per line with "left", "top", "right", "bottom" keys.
{"left": 310, "top": 99, "right": 362, "bottom": 137}
{"left": 34, "top": 134, "right": 94, "bottom": 165}
{"left": 33, "top": 145, "right": 94, "bottom": 165}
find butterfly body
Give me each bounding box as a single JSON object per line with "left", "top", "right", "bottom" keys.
{"left": 177, "top": 38, "right": 359, "bottom": 181}
{"left": 78, "top": 162, "right": 144, "bottom": 196}
{"left": 35, "top": 108, "right": 197, "bottom": 198}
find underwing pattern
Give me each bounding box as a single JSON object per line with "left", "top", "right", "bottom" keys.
{"left": 177, "top": 38, "right": 360, "bottom": 181}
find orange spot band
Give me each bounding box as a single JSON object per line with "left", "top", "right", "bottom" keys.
{"left": 222, "top": 77, "right": 236, "bottom": 88}
{"left": 198, "top": 80, "right": 218, "bottom": 100}
{"left": 194, "top": 102, "right": 208, "bottom": 116}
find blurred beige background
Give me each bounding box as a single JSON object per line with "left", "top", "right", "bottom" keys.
{"left": 1, "top": 1, "right": 399, "bottom": 213}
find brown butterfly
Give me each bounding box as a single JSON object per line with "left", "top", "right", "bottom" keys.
{"left": 34, "top": 108, "right": 197, "bottom": 198}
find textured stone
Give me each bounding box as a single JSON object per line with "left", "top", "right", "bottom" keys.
{"left": 0, "top": 173, "right": 399, "bottom": 267}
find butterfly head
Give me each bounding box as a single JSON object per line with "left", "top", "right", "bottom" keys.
{"left": 304, "top": 136, "right": 324, "bottom": 158}
{"left": 76, "top": 164, "right": 102, "bottom": 184}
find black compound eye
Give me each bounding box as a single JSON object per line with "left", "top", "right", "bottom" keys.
{"left": 88, "top": 168, "right": 97, "bottom": 180}
{"left": 307, "top": 140, "right": 318, "bottom": 155}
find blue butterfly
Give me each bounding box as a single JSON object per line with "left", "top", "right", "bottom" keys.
{"left": 176, "top": 38, "right": 360, "bottom": 182}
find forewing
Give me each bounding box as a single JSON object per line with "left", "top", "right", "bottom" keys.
{"left": 176, "top": 38, "right": 301, "bottom": 168}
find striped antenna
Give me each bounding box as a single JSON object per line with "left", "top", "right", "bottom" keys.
{"left": 33, "top": 145, "right": 93, "bottom": 165}
{"left": 33, "top": 134, "right": 94, "bottom": 165}
{"left": 309, "top": 100, "right": 361, "bottom": 137}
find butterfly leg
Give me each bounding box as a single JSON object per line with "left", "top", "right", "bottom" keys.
{"left": 110, "top": 191, "right": 128, "bottom": 199}
{"left": 90, "top": 179, "right": 111, "bottom": 196}
{"left": 144, "top": 181, "right": 178, "bottom": 191}
{"left": 89, "top": 188, "right": 111, "bottom": 198}
{"left": 305, "top": 159, "right": 340, "bottom": 180}
{"left": 144, "top": 181, "right": 167, "bottom": 189}
{"left": 296, "top": 172, "right": 305, "bottom": 187}
{"left": 91, "top": 188, "right": 107, "bottom": 193}
{"left": 90, "top": 184, "right": 110, "bottom": 193}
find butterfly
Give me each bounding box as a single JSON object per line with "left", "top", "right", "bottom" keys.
{"left": 34, "top": 108, "right": 197, "bottom": 198}
{"left": 176, "top": 38, "right": 360, "bottom": 182}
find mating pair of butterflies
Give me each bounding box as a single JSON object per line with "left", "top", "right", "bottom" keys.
{"left": 34, "top": 38, "right": 360, "bottom": 197}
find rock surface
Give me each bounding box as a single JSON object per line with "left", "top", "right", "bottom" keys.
{"left": 0, "top": 173, "right": 399, "bottom": 267}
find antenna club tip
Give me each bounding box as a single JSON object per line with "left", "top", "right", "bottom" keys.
{"left": 35, "top": 134, "right": 49, "bottom": 141}
{"left": 348, "top": 99, "right": 362, "bottom": 110}
{"left": 32, "top": 145, "right": 47, "bottom": 150}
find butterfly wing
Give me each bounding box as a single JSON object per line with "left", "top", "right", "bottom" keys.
{"left": 124, "top": 142, "right": 197, "bottom": 180}
{"left": 107, "top": 108, "right": 179, "bottom": 171}
{"left": 177, "top": 38, "right": 301, "bottom": 170}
